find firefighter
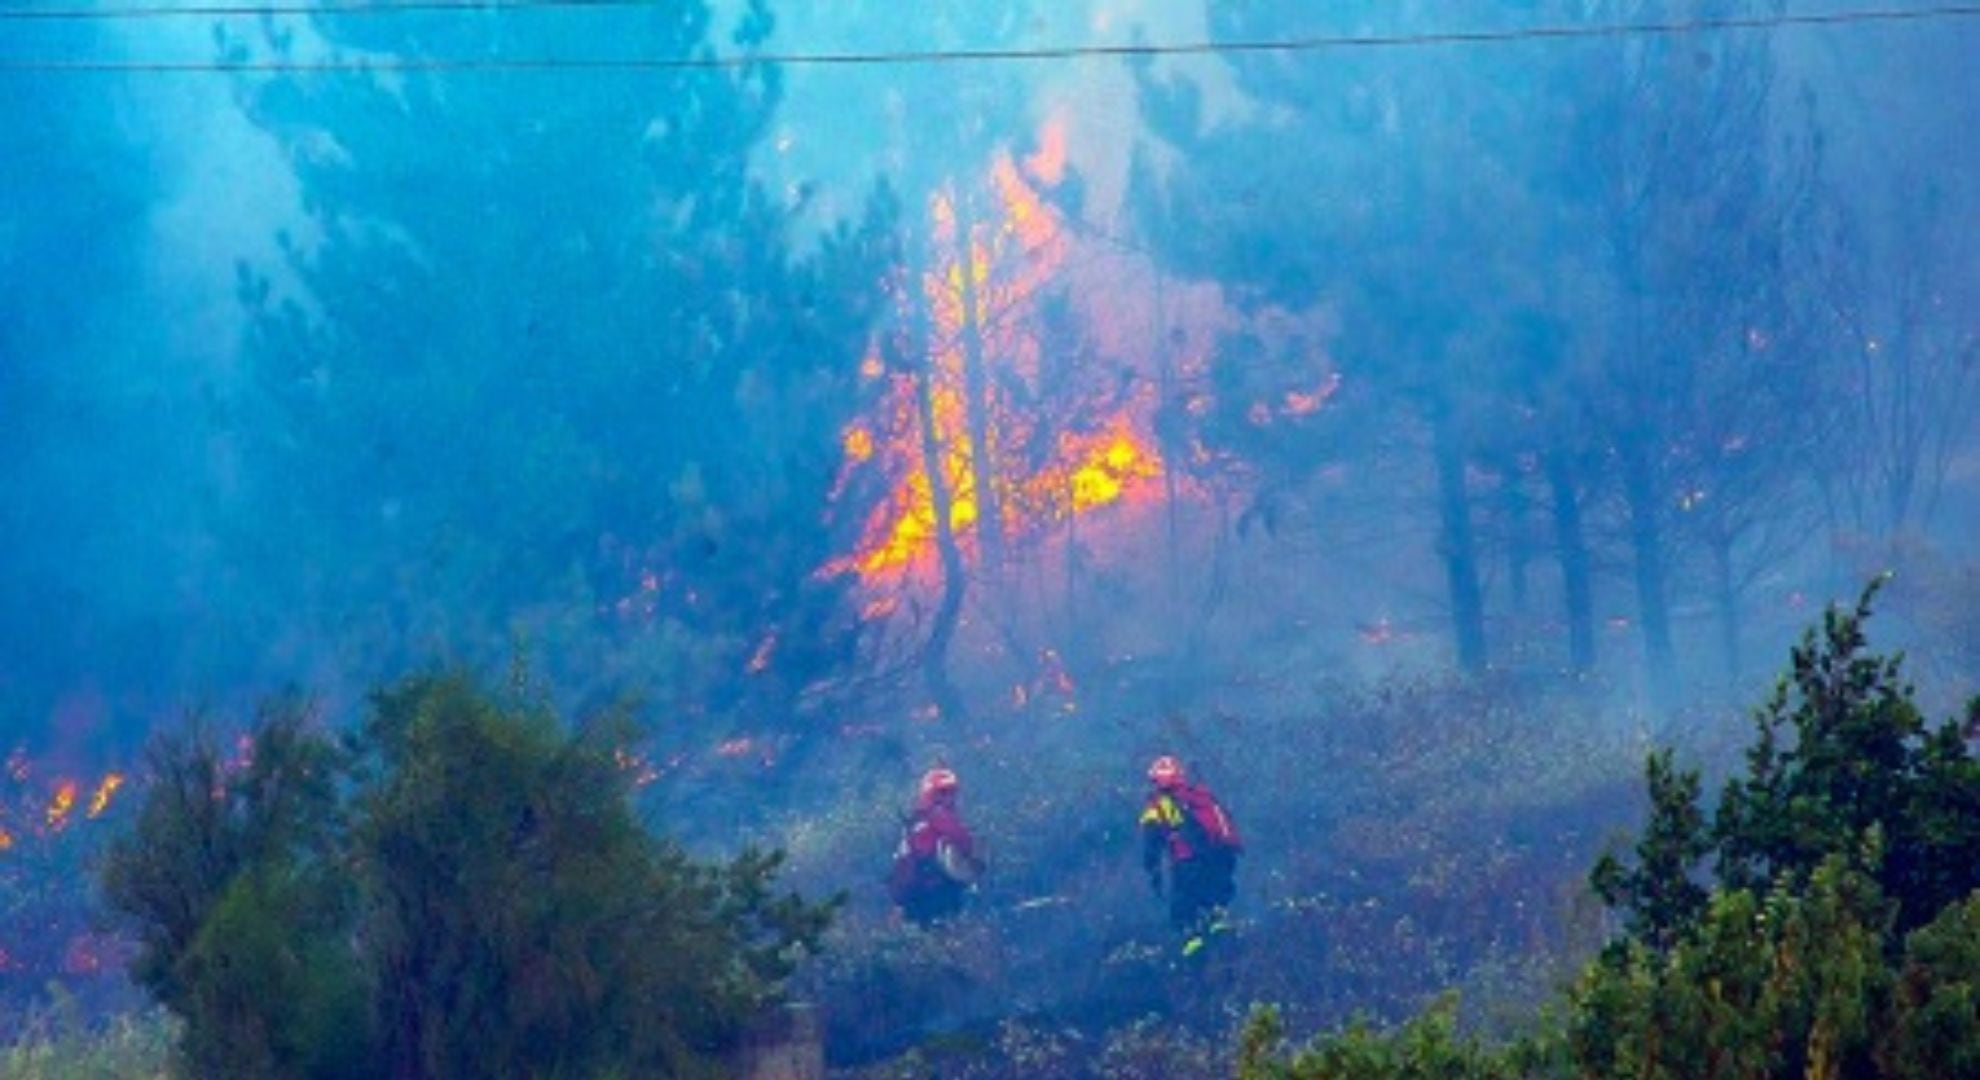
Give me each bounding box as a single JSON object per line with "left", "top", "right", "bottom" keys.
{"left": 1139, "top": 755, "right": 1242, "bottom": 957}
{"left": 888, "top": 767, "right": 983, "bottom": 926}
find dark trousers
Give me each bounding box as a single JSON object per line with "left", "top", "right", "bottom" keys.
{"left": 900, "top": 879, "right": 967, "bottom": 926}
{"left": 1168, "top": 851, "right": 1236, "bottom": 930}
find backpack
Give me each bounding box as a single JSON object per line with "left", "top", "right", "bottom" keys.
{"left": 1175, "top": 784, "right": 1243, "bottom": 853}
{"left": 888, "top": 812, "right": 977, "bottom": 905}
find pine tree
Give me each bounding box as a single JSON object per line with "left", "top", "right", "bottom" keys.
{"left": 1589, "top": 748, "right": 1711, "bottom": 953}
{"left": 1714, "top": 578, "right": 1980, "bottom": 932}
{"left": 226, "top": 1, "right": 893, "bottom": 731}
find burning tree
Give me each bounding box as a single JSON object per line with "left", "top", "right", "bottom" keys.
{"left": 823, "top": 117, "right": 1171, "bottom": 721}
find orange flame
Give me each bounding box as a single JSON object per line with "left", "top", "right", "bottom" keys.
{"left": 842, "top": 425, "right": 875, "bottom": 464}
{"left": 1358, "top": 618, "right": 1400, "bottom": 645}
{"left": 1024, "top": 114, "right": 1067, "bottom": 187}
{"left": 1281, "top": 371, "right": 1343, "bottom": 417}
{"left": 63, "top": 939, "right": 104, "bottom": 974}
{"left": 86, "top": 773, "right": 124, "bottom": 819}
{"left": 613, "top": 748, "right": 660, "bottom": 788}
{"left": 45, "top": 779, "right": 78, "bottom": 831}
{"left": 828, "top": 120, "right": 1165, "bottom": 585}
{"left": 1064, "top": 422, "right": 1161, "bottom": 513}
{"left": 746, "top": 632, "right": 778, "bottom": 674}
{"left": 0, "top": 825, "right": 13, "bottom": 852}
{"left": 713, "top": 736, "right": 777, "bottom": 768}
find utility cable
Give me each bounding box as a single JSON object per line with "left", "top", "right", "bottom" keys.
{"left": 0, "top": 3, "right": 1975, "bottom": 72}
{"left": 0, "top": 0, "right": 634, "bottom": 20}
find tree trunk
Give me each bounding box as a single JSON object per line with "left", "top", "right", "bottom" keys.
{"left": 914, "top": 365, "right": 967, "bottom": 721}
{"left": 1545, "top": 446, "right": 1596, "bottom": 674}
{"left": 951, "top": 191, "right": 1004, "bottom": 569}
{"left": 1502, "top": 455, "right": 1531, "bottom": 613}
{"left": 1619, "top": 436, "right": 1678, "bottom": 708}
{"left": 1431, "top": 403, "right": 1487, "bottom": 673}
{"left": 1185, "top": 494, "right": 1233, "bottom": 662}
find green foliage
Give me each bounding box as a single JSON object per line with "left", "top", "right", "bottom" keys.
{"left": 1571, "top": 849, "right": 1892, "bottom": 1079}
{"left": 0, "top": 996, "right": 174, "bottom": 1080}
{"left": 1590, "top": 748, "right": 1711, "bottom": 952}
{"left": 175, "top": 869, "right": 369, "bottom": 1079}
{"left": 1570, "top": 583, "right": 1979, "bottom": 1075}
{"left": 99, "top": 696, "right": 351, "bottom": 1073}
{"left": 1235, "top": 994, "right": 1553, "bottom": 1080}
{"left": 1880, "top": 893, "right": 1980, "bottom": 1079}
{"left": 1714, "top": 579, "right": 1979, "bottom": 933}
{"left": 361, "top": 674, "right": 836, "bottom": 1076}
{"left": 1589, "top": 580, "right": 1978, "bottom": 957}
{"left": 101, "top": 672, "right": 835, "bottom": 1077}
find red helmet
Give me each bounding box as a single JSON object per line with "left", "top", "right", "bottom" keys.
{"left": 918, "top": 766, "right": 959, "bottom": 805}
{"left": 1147, "top": 755, "right": 1185, "bottom": 789}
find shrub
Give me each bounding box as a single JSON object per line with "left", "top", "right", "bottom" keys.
{"left": 1571, "top": 846, "right": 1892, "bottom": 1078}
{"left": 102, "top": 671, "right": 836, "bottom": 1077}
{"left": 0, "top": 990, "right": 174, "bottom": 1080}
{"left": 1234, "top": 994, "right": 1548, "bottom": 1079}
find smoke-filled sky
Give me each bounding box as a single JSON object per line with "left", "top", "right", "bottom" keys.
{"left": 2, "top": 0, "right": 1977, "bottom": 773}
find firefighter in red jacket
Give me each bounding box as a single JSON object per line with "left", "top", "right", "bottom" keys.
{"left": 1140, "top": 755, "right": 1242, "bottom": 955}
{"left": 889, "top": 767, "right": 983, "bottom": 926}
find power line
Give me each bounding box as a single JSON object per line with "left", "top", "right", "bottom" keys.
{"left": 0, "top": 0, "right": 630, "bottom": 20}
{"left": 0, "top": 3, "right": 1976, "bottom": 73}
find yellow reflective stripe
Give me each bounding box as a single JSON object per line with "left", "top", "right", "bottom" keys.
{"left": 1139, "top": 795, "right": 1184, "bottom": 828}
